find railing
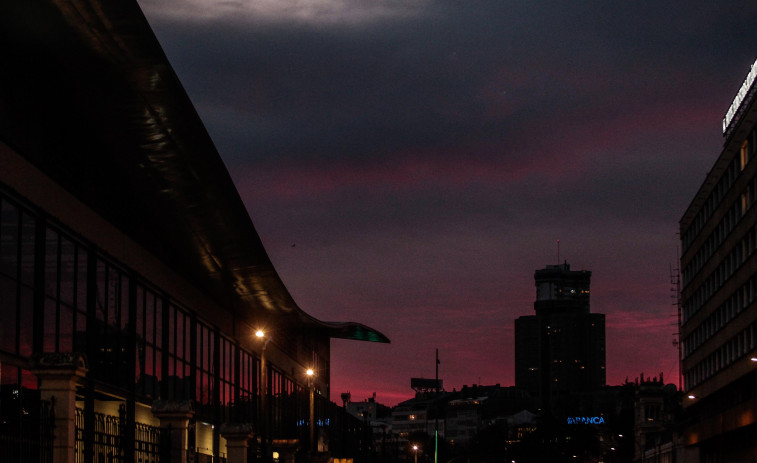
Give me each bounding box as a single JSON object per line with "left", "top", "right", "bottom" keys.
{"left": 94, "top": 412, "right": 123, "bottom": 462}
{"left": 75, "top": 409, "right": 166, "bottom": 463}
{"left": 75, "top": 408, "right": 84, "bottom": 463}
{"left": 135, "top": 421, "right": 165, "bottom": 463}
{"left": 0, "top": 388, "right": 55, "bottom": 463}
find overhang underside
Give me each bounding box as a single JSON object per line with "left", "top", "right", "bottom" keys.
{"left": 0, "top": 0, "right": 388, "bottom": 344}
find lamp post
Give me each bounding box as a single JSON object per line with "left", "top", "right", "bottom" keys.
{"left": 412, "top": 445, "right": 419, "bottom": 463}
{"left": 306, "top": 368, "right": 315, "bottom": 455}
{"left": 256, "top": 330, "right": 272, "bottom": 462}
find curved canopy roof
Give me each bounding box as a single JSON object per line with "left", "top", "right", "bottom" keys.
{"left": 0, "top": 0, "right": 388, "bottom": 344}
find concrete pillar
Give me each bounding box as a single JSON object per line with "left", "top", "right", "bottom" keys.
{"left": 29, "top": 352, "right": 88, "bottom": 463}
{"left": 272, "top": 438, "right": 300, "bottom": 463}
{"left": 219, "top": 423, "right": 255, "bottom": 463}
{"left": 152, "top": 400, "right": 195, "bottom": 463}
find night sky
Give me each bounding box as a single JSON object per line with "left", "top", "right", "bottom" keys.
{"left": 136, "top": 0, "right": 757, "bottom": 406}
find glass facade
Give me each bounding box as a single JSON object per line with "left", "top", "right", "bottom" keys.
{"left": 0, "top": 183, "right": 323, "bottom": 445}
{"left": 0, "top": 1, "right": 385, "bottom": 459}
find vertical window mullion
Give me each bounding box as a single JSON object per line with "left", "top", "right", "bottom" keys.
{"left": 55, "top": 231, "right": 61, "bottom": 352}
{"left": 32, "top": 218, "right": 45, "bottom": 354}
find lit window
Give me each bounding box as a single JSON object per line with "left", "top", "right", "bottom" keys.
{"left": 743, "top": 191, "right": 751, "bottom": 215}
{"left": 741, "top": 140, "right": 750, "bottom": 170}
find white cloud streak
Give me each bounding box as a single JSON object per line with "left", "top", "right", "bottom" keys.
{"left": 137, "top": 0, "right": 428, "bottom": 25}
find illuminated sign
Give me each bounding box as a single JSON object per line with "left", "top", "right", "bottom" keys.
{"left": 566, "top": 416, "right": 605, "bottom": 425}
{"left": 723, "top": 56, "right": 757, "bottom": 135}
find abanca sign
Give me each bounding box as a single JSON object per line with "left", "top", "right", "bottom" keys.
{"left": 566, "top": 416, "right": 606, "bottom": 425}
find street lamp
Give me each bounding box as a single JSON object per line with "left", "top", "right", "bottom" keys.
{"left": 307, "top": 368, "right": 315, "bottom": 455}
{"left": 256, "top": 330, "right": 272, "bottom": 462}
{"left": 412, "top": 445, "right": 419, "bottom": 463}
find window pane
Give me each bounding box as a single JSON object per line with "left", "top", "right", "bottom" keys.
{"left": 20, "top": 369, "right": 37, "bottom": 390}
{"left": 184, "top": 319, "right": 191, "bottom": 361}
{"left": 59, "top": 236, "right": 75, "bottom": 306}
{"left": 0, "top": 274, "right": 17, "bottom": 353}
{"left": 59, "top": 303, "right": 74, "bottom": 352}
{"left": 175, "top": 312, "right": 183, "bottom": 359}
{"left": 116, "top": 272, "right": 128, "bottom": 330}
{"left": 95, "top": 260, "right": 106, "bottom": 322}
{"left": 75, "top": 308, "right": 86, "bottom": 352}
{"left": 44, "top": 228, "right": 58, "bottom": 298}
{"left": 154, "top": 299, "right": 162, "bottom": 348}
{"left": 0, "top": 364, "right": 19, "bottom": 388}
{"left": 168, "top": 308, "right": 176, "bottom": 356}
{"left": 145, "top": 292, "right": 155, "bottom": 344}
{"left": 154, "top": 354, "right": 162, "bottom": 382}
{"left": 107, "top": 268, "right": 119, "bottom": 327}
{"left": 43, "top": 298, "right": 57, "bottom": 352}
{"left": 136, "top": 286, "right": 144, "bottom": 339}
{"left": 18, "top": 286, "right": 33, "bottom": 356}
{"left": 19, "top": 213, "right": 35, "bottom": 287}
{"left": 0, "top": 199, "right": 18, "bottom": 277}
{"left": 145, "top": 346, "right": 154, "bottom": 377}
{"left": 76, "top": 248, "right": 87, "bottom": 310}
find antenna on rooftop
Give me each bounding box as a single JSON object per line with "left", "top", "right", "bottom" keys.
{"left": 670, "top": 250, "right": 682, "bottom": 391}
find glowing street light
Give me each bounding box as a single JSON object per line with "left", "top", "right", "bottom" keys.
{"left": 256, "top": 329, "right": 272, "bottom": 462}
{"left": 307, "top": 368, "right": 316, "bottom": 455}
{"left": 412, "top": 445, "right": 419, "bottom": 463}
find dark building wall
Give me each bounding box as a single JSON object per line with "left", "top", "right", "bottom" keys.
{"left": 544, "top": 312, "right": 606, "bottom": 394}
{"left": 679, "top": 59, "right": 757, "bottom": 459}
{"left": 514, "top": 315, "right": 540, "bottom": 395}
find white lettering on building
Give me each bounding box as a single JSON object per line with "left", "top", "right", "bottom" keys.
{"left": 723, "top": 56, "right": 757, "bottom": 135}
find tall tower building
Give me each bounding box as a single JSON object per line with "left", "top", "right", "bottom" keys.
{"left": 678, "top": 56, "right": 757, "bottom": 461}
{"left": 515, "top": 262, "right": 606, "bottom": 410}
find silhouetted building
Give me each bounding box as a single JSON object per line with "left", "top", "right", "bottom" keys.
{"left": 392, "top": 394, "right": 446, "bottom": 446}
{"left": 445, "top": 397, "right": 484, "bottom": 446}
{"left": 515, "top": 262, "right": 606, "bottom": 411}
{"left": 342, "top": 394, "right": 396, "bottom": 462}
{"left": 0, "top": 1, "right": 388, "bottom": 462}
{"left": 631, "top": 373, "right": 681, "bottom": 463}
{"left": 679, "top": 56, "right": 757, "bottom": 462}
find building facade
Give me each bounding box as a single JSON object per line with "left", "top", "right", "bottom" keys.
{"left": 632, "top": 375, "right": 681, "bottom": 463}
{"left": 0, "top": 1, "right": 388, "bottom": 462}
{"left": 515, "top": 262, "right": 606, "bottom": 411}
{"left": 679, "top": 57, "right": 757, "bottom": 463}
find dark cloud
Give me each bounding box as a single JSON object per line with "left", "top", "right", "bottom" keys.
{"left": 137, "top": 0, "right": 757, "bottom": 404}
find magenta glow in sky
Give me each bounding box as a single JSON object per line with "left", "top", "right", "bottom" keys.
{"left": 137, "top": 0, "right": 757, "bottom": 406}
